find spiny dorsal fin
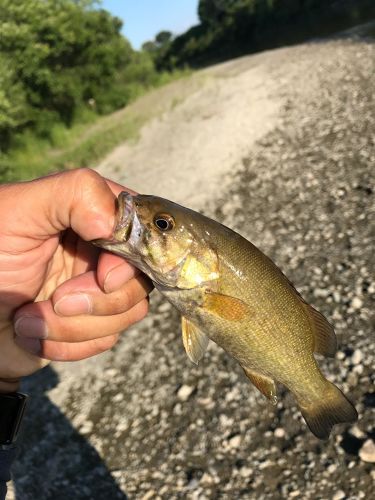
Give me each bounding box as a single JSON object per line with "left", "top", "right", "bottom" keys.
{"left": 203, "top": 291, "right": 249, "bottom": 321}
{"left": 181, "top": 316, "right": 209, "bottom": 365}
{"left": 243, "top": 367, "right": 278, "bottom": 405}
{"left": 303, "top": 303, "right": 337, "bottom": 357}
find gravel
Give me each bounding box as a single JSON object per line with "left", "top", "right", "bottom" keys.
{"left": 11, "top": 28, "right": 375, "bottom": 500}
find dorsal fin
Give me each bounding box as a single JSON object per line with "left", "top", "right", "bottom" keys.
{"left": 263, "top": 254, "right": 337, "bottom": 358}
{"left": 303, "top": 303, "right": 337, "bottom": 357}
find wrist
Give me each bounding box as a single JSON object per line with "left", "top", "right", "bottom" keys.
{"left": 0, "top": 380, "right": 20, "bottom": 394}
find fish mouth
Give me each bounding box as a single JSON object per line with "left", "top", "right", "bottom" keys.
{"left": 92, "top": 191, "right": 135, "bottom": 249}
{"left": 114, "top": 191, "right": 134, "bottom": 241}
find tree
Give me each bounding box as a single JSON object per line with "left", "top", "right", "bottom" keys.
{"left": 0, "top": 0, "right": 133, "bottom": 143}
{"left": 142, "top": 31, "right": 174, "bottom": 68}
{"left": 155, "top": 31, "right": 173, "bottom": 46}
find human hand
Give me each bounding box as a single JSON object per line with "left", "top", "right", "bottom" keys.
{"left": 0, "top": 169, "right": 152, "bottom": 393}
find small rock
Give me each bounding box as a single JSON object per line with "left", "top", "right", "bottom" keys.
{"left": 351, "top": 349, "right": 363, "bottom": 365}
{"left": 353, "top": 364, "right": 364, "bottom": 375}
{"left": 274, "top": 427, "right": 285, "bottom": 438}
{"left": 259, "top": 459, "right": 272, "bottom": 470}
{"left": 197, "top": 397, "right": 215, "bottom": 409}
{"left": 349, "top": 425, "right": 366, "bottom": 439}
{"left": 159, "top": 486, "right": 169, "bottom": 496}
{"left": 359, "top": 439, "right": 375, "bottom": 463}
{"left": 219, "top": 414, "right": 234, "bottom": 428}
{"left": 240, "top": 467, "right": 252, "bottom": 478}
{"left": 350, "top": 297, "right": 363, "bottom": 309}
{"left": 158, "top": 302, "right": 171, "bottom": 313}
{"left": 332, "top": 490, "right": 346, "bottom": 500}
{"left": 200, "top": 473, "right": 214, "bottom": 485}
{"left": 314, "top": 288, "right": 330, "bottom": 298}
{"left": 225, "top": 387, "right": 241, "bottom": 402}
{"left": 347, "top": 372, "right": 358, "bottom": 387}
{"left": 228, "top": 434, "right": 241, "bottom": 449}
{"left": 187, "top": 478, "right": 199, "bottom": 490}
{"left": 141, "top": 491, "right": 156, "bottom": 500}
{"left": 80, "top": 420, "right": 93, "bottom": 435}
{"left": 177, "top": 384, "right": 195, "bottom": 401}
{"left": 327, "top": 463, "right": 337, "bottom": 474}
{"left": 333, "top": 291, "right": 341, "bottom": 303}
{"left": 289, "top": 491, "right": 300, "bottom": 498}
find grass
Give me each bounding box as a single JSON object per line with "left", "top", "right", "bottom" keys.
{"left": 0, "top": 69, "right": 191, "bottom": 182}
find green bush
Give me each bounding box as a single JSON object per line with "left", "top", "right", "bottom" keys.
{"left": 0, "top": 0, "right": 134, "bottom": 148}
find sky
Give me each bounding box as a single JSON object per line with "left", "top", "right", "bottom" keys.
{"left": 100, "top": 0, "right": 200, "bottom": 50}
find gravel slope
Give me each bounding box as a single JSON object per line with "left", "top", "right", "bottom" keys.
{"left": 12, "top": 31, "right": 375, "bottom": 500}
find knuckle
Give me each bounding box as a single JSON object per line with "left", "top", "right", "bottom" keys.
{"left": 133, "top": 299, "right": 149, "bottom": 322}
{"left": 119, "top": 286, "right": 132, "bottom": 312}
{"left": 73, "top": 167, "right": 101, "bottom": 184}
{"left": 51, "top": 341, "right": 70, "bottom": 361}
{"left": 95, "top": 334, "right": 119, "bottom": 352}
{"left": 71, "top": 168, "right": 105, "bottom": 198}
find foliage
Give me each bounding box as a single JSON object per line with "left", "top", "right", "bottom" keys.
{"left": 0, "top": 0, "right": 170, "bottom": 160}
{"left": 0, "top": 54, "right": 29, "bottom": 149}
{"left": 142, "top": 30, "right": 174, "bottom": 69}
{"left": 159, "top": 0, "right": 375, "bottom": 68}
{"left": 0, "top": 65, "right": 188, "bottom": 183}
{"left": 0, "top": 0, "right": 191, "bottom": 182}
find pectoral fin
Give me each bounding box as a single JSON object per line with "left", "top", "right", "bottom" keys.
{"left": 243, "top": 367, "right": 278, "bottom": 405}
{"left": 182, "top": 316, "right": 209, "bottom": 365}
{"left": 203, "top": 291, "right": 249, "bottom": 321}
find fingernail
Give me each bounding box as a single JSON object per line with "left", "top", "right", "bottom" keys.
{"left": 54, "top": 293, "right": 92, "bottom": 316}
{"left": 104, "top": 265, "right": 137, "bottom": 293}
{"left": 14, "top": 317, "right": 48, "bottom": 339}
{"left": 14, "top": 336, "right": 41, "bottom": 355}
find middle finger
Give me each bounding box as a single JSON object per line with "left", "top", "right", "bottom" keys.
{"left": 14, "top": 298, "right": 149, "bottom": 343}
{"left": 53, "top": 271, "right": 152, "bottom": 316}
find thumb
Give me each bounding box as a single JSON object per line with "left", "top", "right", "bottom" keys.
{"left": 2, "top": 169, "right": 116, "bottom": 241}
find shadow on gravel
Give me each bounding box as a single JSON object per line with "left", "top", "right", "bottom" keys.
{"left": 13, "top": 366, "right": 127, "bottom": 500}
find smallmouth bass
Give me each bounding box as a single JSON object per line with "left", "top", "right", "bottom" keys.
{"left": 94, "top": 192, "right": 357, "bottom": 439}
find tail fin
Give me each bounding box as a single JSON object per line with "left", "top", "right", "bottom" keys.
{"left": 299, "top": 382, "right": 358, "bottom": 440}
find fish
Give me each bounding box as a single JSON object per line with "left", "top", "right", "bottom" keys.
{"left": 93, "top": 191, "right": 358, "bottom": 439}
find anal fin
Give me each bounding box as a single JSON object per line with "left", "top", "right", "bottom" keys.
{"left": 243, "top": 367, "right": 278, "bottom": 405}
{"left": 303, "top": 303, "right": 337, "bottom": 357}
{"left": 182, "top": 316, "right": 209, "bottom": 365}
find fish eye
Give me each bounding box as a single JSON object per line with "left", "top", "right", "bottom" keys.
{"left": 154, "top": 213, "right": 175, "bottom": 231}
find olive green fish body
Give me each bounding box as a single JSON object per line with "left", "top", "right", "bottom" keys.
{"left": 161, "top": 233, "right": 326, "bottom": 402}
{"left": 94, "top": 192, "right": 357, "bottom": 439}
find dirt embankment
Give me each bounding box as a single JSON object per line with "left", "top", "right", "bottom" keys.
{"left": 11, "top": 29, "right": 375, "bottom": 500}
